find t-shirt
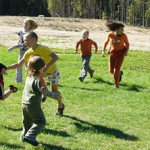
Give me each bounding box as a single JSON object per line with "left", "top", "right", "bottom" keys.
{"left": 23, "top": 44, "right": 57, "bottom": 74}
{"left": 103, "top": 32, "right": 129, "bottom": 53}
{"left": 22, "top": 76, "right": 43, "bottom": 105}
{"left": 76, "top": 38, "right": 98, "bottom": 56}
{"left": 22, "top": 75, "right": 56, "bottom": 105}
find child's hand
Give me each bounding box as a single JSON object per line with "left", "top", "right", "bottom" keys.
{"left": 42, "top": 97, "right": 47, "bottom": 103}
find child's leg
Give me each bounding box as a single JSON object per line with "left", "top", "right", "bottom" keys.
{"left": 86, "top": 55, "right": 94, "bottom": 75}
{"left": 24, "top": 105, "right": 46, "bottom": 144}
{"left": 16, "top": 51, "right": 23, "bottom": 83}
{"left": 109, "top": 53, "right": 116, "bottom": 74}
{"left": 114, "top": 54, "right": 125, "bottom": 86}
{"left": 80, "top": 55, "right": 91, "bottom": 78}
{"left": 51, "top": 83, "right": 62, "bottom": 108}
{"left": 80, "top": 56, "right": 87, "bottom": 78}
{"left": 16, "top": 50, "right": 26, "bottom": 83}
{"left": 47, "top": 69, "right": 64, "bottom": 115}
{"left": 22, "top": 105, "right": 33, "bottom": 138}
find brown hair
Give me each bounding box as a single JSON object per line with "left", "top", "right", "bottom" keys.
{"left": 27, "top": 55, "right": 45, "bottom": 76}
{"left": 25, "top": 31, "right": 38, "bottom": 41}
{"left": 106, "top": 20, "right": 124, "bottom": 31}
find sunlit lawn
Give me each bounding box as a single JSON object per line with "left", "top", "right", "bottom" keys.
{"left": 0, "top": 45, "right": 150, "bottom": 150}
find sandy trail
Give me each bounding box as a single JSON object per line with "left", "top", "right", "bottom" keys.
{"left": 0, "top": 16, "right": 149, "bottom": 51}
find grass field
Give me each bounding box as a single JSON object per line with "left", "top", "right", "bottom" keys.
{"left": 0, "top": 45, "right": 150, "bottom": 150}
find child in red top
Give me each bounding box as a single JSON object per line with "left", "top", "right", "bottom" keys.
{"left": 75, "top": 30, "right": 98, "bottom": 82}
{"left": 102, "top": 21, "right": 129, "bottom": 88}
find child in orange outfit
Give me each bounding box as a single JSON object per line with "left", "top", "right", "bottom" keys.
{"left": 75, "top": 30, "right": 98, "bottom": 82}
{"left": 102, "top": 21, "right": 129, "bottom": 88}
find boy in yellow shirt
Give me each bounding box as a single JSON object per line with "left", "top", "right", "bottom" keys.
{"left": 7, "top": 32, "right": 65, "bottom": 115}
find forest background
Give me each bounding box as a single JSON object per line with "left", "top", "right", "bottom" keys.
{"left": 0, "top": 0, "right": 150, "bottom": 27}
{"left": 0, "top": 0, "right": 150, "bottom": 149}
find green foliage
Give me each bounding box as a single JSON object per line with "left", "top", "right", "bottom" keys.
{"left": 102, "top": 11, "right": 108, "bottom": 20}
{"left": 0, "top": 46, "right": 150, "bottom": 149}
{"left": 0, "top": 0, "right": 150, "bottom": 27}
{"left": 145, "top": 2, "right": 150, "bottom": 26}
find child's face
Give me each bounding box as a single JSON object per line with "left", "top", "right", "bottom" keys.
{"left": 115, "top": 27, "right": 124, "bottom": 35}
{"left": 82, "top": 31, "right": 89, "bottom": 40}
{"left": 23, "top": 21, "right": 31, "bottom": 31}
{"left": 23, "top": 34, "right": 34, "bottom": 48}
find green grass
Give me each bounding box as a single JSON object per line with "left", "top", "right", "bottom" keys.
{"left": 0, "top": 45, "right": 150, "bottom": 150}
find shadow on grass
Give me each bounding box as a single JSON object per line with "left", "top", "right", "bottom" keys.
{"left": 58, "top": 84, "right": 101, "bottom": 91}
{"left": 63, "top": 115, "right": 138, "bottom": 141}
{"left": 94, "top": 77, "right": 144, "bottom": 92}
{"left": 0, "top": 142, "right": 23, "bottom": 149}
{"left": 0, "top": 125, "right": 22, "bottom": 131}
{"left": 93, "top": 77, "right": 113, "bottom": 85}
{"left": 42, "top": 143, "right": 70, "bottom": 150}
{"left": 125, "top": 84, "right": 144, "bottom": 92}
{"left": 43, "top": 128, "right": 71, "bottom": 137}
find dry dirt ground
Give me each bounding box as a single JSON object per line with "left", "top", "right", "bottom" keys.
{"left": 0, "top": 16, "right": 150, "bottom": 51}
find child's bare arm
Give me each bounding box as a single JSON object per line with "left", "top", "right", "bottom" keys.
{"left": 7, "top": 59, "right": 26, "bottom": 70}
{"left": 93, "top": 42, "right": 98, "bottom": 54}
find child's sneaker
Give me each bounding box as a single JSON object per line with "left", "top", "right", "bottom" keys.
{"left": 114, "top": 85, "right": 119, "bottom": 88}
{"left": 79, "top": 77, "right": 84, "bottom": 82}
{"left": 55, "top": 103, "right": 65, "bottom": 116}
{"left": 8, "top": 85, "right": 18, "bottom": 93}
{"left": 42, "top": 97, "right": 47, "bottom": 103}
{"left": 24, "top": 136, "right": 38, "bottom": 146}
{"left": 90, "top": 70, "right": 94, "bottom": 78}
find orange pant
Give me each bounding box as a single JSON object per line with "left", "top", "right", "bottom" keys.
{"left": 109, "top": 50, "right": 125, "bottom": 86}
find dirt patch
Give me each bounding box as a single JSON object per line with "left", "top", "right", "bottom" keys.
{"left": 0, "top": 16, "right": 150, "bottom": 51}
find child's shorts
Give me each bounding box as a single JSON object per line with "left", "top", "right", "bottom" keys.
{"left": 47, "top": 69, "right": 60, "bottom": 85}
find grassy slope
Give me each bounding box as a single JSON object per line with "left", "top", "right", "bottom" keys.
{"left": 0, "top": 45, "right": 150, "bottom": 150}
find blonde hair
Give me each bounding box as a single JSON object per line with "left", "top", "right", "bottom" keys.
{"left": 24, "top": 18, "right": 38, "bottom": 30}
{"left": 27, "top": 55, "right": 45, "bottom": 76}
{"left": 82, "top": 29, "right": 89, "bottom": 35}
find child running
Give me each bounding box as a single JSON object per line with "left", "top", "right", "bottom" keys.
{"left": 102, "top": 20, "right": 129, "bottom": 88}
{"left": 21, "top": 55, "right": 61, "bottom": 146}
{"left": 75, "top": 30, "right": 98, "bottom": 82}
{"left": 8, "top": 18, "right": 38, "bottom": 83}
{"left": 7, "top": 32, "right": 65, "bottom": 115}
{"left": 0, "top": 63, "right": 17, "bottom": 100}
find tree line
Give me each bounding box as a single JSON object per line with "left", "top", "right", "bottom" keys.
{"left": 0, "top": 0, "right": 150, "bottom": 27}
